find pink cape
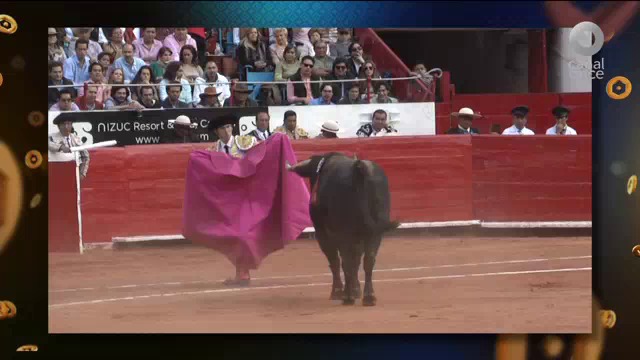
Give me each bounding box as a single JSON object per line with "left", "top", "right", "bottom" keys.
{"left": 182, "top": 133, "right": 312, "bottom": 269}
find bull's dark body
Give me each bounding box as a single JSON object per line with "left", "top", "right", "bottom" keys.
{"left": 291, "top": 152, "right": 399, "bottom": 306}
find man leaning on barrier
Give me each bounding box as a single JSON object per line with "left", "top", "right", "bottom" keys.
{"left": 48, "top": 117, "right": 90, "bottom": 179}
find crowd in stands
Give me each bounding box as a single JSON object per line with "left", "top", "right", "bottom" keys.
{"left": 48, "top": 27, "right": 417, "bottom": 113}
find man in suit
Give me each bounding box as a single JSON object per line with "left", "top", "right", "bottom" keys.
{"left": 445, "top": 107, "right": 481, "bottom": 134}
{"left": 502, "top": 106, "right": 535, "bottom": 135}
{"left": 546, "top": 105, "right": 578, "bottom": 135}
{"left": 247, "top": 111, "right": 272, "bottom": 141}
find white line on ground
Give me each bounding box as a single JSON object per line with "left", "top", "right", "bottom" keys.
{"left": 49, "top": 255, "right": 592, "bottom": 293}
{"left": 48, "top": 266, "right": 592, "bottom": 309}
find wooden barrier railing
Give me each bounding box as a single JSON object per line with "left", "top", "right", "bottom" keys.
{"left": 48, "top": 135, "right": 592, "bottom": 251}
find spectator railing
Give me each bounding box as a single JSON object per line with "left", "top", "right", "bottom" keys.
{"left": 47, "top": 75, "right": 430, "bottom": 109}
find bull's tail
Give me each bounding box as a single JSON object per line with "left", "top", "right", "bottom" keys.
{"left": 353, "top": 160, "right": 399, "bottom": 235}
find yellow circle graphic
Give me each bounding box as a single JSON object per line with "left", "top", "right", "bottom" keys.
{"left": 633, "top": 245, "right": 640, "bottom": 257}
{"left": 25, "top": 150, "right": 43, "bottom": 169}
{"left": 0, "top": 300, "right": 17, "bottom": 319}
{"left": 0, "top": 142, "right": 23, "bottom": 255}
{"left": 27, "top": 111, "right": 45, "bottom": 127}
{"left": 0, "top": 72, "right": 3, "bottom": 87}
{"left": 606, "top": 76, "right": 632, "bottom": 100}
{"left": 0, "top": 15, "right": 17, "bottom": 35}
{"left": 627, "top": 175, "right": 637, "bottom": 194}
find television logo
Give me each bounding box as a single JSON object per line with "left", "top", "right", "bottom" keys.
{"left": 568, "top": 22, "right": 606, "bottom": 80}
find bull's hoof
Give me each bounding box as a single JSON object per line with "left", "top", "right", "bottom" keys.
{"left": 362, "top": 295, "right": 377, "bottom": 307}
{"left": 353, "top": 283, "right": 362, "bottom": 298}
{"left": 342, "top": 297, "right": 356, "bottom": 306}
{"left": 330, "top": 288, "right": 344, "bottom": 300}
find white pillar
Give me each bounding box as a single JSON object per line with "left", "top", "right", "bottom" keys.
{"left": 548, "top": 28, "right": 592, "bottom": 93}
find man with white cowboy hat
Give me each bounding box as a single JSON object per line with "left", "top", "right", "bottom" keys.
{"left": 316, "top": 120, "right": 341, "bottom": 139}
{"left": 197, "top": 86, "right": 222, "bottom": 108}
{"left": 166, "top": 114, "right": 200, "bottom": 143}
{"left": 446, "top": 107, "right": 481, "bottom": 134}
{"left": 48, "top": 115, "right": 90, "bottom": 179}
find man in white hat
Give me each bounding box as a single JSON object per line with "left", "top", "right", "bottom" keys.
{"left": 165, "top": 115, "right": 199, "bottom": 143}
{"left": 316, "top": 120, "right": 340, "bottom": 139}
{"left": 446, "top": 107, "right": 481, "bottom": 134}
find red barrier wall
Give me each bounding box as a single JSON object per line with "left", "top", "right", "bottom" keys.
{"left": 49, "top": 161, "right": 80, "bottom": 252}
{"left": 48, "top": 136, "right": 592, "bottom": 251}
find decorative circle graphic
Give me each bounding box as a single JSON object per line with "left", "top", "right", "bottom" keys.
{"left": 27, "top": 111, "right": 45, "bottom": 127}
{"left": 606, "top": 76, "right": 632, "bottom": 100}
{"left": 632, "top": 245, "right": 640, "bottom": 257}
{"left": 29, "top": 193, "right": 42, "bottom": 209}
{"left": 627, "top": 175, "right": 637, "bottom": 194}
{"left": 0, "top": 142, "right": 24, "bottom": 255}
{"left": 24, "top": 150, "right": 42, "bottom": 169}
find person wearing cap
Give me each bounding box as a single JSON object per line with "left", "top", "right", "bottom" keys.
{"left": 502, "top": 106, "right": 535, "bottom": 135}
{"left": 356, "top": 109, "right": 398, "bottom": 137}
{"left": 546, "top": 106, "right": 577, "bottom": 135}
{"left": 274, "top": 110, "right": 310, "bottom": 140}
{"left": 48, "top": 116, "right": 90, "bottom": 179}
{"left": 48, "top": 28, "right": 67, "bottom": 63}
{"left": 206, "top": 114, "right": 259, "bottom": 285}
{"left": 316, "top": 120, "right": 340, "bottom": 139}
{"left": 207, "top": 114, "right": 258, "bottom": 158}
{"left": 446, "top": 107, "right": 480, "bottom": 134}
{"left": 165, "top": 115, "right": 200, "bottom": 144}
{"left": 196, "top": 86, "right": 222, "bottom": 108}
{"left": 223, "top": 82, "right": 259, "bottom": 108}
{"left": 247, "top": 111, "right": 272, "bottom": 141}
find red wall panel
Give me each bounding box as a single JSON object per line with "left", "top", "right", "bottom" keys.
{"left": 49, "top": 135, "right": 592, "bottom": 252}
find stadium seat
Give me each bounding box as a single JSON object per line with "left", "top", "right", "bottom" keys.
{"left": 246, "top": 71, "right": 275, "bottom": 100}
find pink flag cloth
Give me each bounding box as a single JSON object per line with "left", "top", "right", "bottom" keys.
{"left": 182, "top": 133, "right": 312, "bottom": 269}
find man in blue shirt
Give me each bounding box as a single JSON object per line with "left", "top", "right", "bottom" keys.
{"left": 113, "top": 44, "right": 146, "bottom": 83}
{"left": 63, "top": 39, "right": 91, "bottom": 89}
{"left": 310, "top": 84, "right": 335, "bottom": 105}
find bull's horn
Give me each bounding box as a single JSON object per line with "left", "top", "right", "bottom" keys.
{"left": 353, "top": 153, "right": 358, "bottom": 160}
{"left": 285, "top": 161, "right": 293, "bottom": 170}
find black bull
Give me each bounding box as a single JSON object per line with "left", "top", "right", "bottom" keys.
{"left": 288, "top": 153, "right": 399, "bottom": 306}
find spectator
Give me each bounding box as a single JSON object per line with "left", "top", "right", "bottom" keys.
{"left": 133, "top": 27, "right": 164, "bottom": 64}
{"left": 502, "top": 106, "right": 535, "bottom": 135}
{"left": 339, "top": 82, "right": 364, "bottom": 104}
{"left": 269, "top": 28, "right": 289, "bottom": 65}
{"left": 370, "top": 82, "right": 398, "bottom": 104}
{"left": 130, "top": 65, "right": 158, "bottom": 103}
{"left": 161, "top": 81, "right": 191, "bottom": 109}
{"left": 274, "top": 110, "right": 310, "bottom": 140}
{"left": 104, "top": 85, "right": 144, "bottom": 110}
{"left": 330, "top": 28, "right": 352, "bottom": 59}
{"left": 312, "top": 40, "right": 334, "bottom": 79}
{"left": 50, "top": 88, "right": 80, "bottom": 112}
{"left": 308, "top": 28, "right": 330, "bottom": 56}
{"left": 274, "top": 44, "right": 300, "bottom": 81}
{"left": 287, "top": 56, "right": 321, "bottom": 105}
{"left": 324, "top": 57, "right": 356, "bottom": 103}
{"left": 255, "top": 83, "right": 282, "bottom": 106}
{"left": 79, "top": 62, "right": 109, "bottom": 104}
{"left": 108, "top": 67, "right": 125, "bottom": 85}
{"left": 356, "top": 109, "right": 398, "bottom": 137}
{"left": 223, "top": 82, "right": 258, "bottom": 107}
{"left": 248, "top": 111, "right": 272, "bottom": 141}
{"left": 48, "top": 61, "right": 76, "bottom": 109}
{"left": 166, "top": 115, "right": 200, "bottom": 144}
{"left": 319, "top": 27, "right": 339, "bottom": 46}
{"left": 316, "top": 120, "right": 340, "bottom": 139}
{"left": 196, "top": 86, "right": 222, "bottom": 108}
{"left": 310, "top": 84, "right": 335, "bottom": 105}
{"left": 69, "top": 28, "right": 102, "bottom": 62}
{"left": 163, "top": 28, "right": 197, "bottom": 62}
{"left": 409, "top": 62, "right": 439, "bottom": 90}
{"left": 291, "top": 28, "right": 314, "bottom": 57}
{"left": 97, "top": 52, "right": 114, "bottom": 77}
{"left": 357, "top": 60, "right": 382, "bottom": 82}
{"left": 445, "top": 107, "right": 480, "bottom": 134}
{"left": 158, "top": 61, "right": 192, "bottom": 103}
{"left": 204, "top": 28, "right": 224, "bottom": 56}
{"left": 101, "top": 27, "right": 125, "bottom": 60}
{"left": 139, "top": 86, "right": 162, "bottom": 109}
{"left": 237, "top": 28, "right": 274, "bottom": 77}
{"left": 194, "top": 60, "right": 231, "bottom": 105}
{"left": 63, "top": 39, "right": 91, "bottom": 87}
{"left": 150, "top": 46, "right": 173, "bottom": 82}
{"left": 76, "top": 85, "right": 104, "bottom": 111}
{"left": 547, "top": 106, "right": 578, "bottom": 135}
{"left": 179, "top": 45, "right": 204, "bottom": 83}
{"left": 48, "top": 27, "right": 67, "bottom": 63}
{"left": 48, "top": 117, "right": 89, "bottom": 179}
{"left": 188, "top": 27, "right": 208, "bottom": 67}
{"left": 346, "top": 41, "right": 366, "bottom": 76}
{"left": 155, "top": 28, "right": 174, "bottom": 42}
{"left": 113, "top": 44, "right": 146, "bottom": 83}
